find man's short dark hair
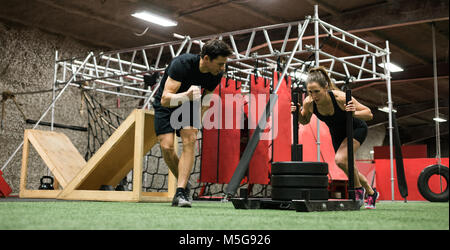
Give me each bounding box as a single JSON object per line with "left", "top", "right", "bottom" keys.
{"left": 200, "top": 39, "right": 232, "bottom": 60}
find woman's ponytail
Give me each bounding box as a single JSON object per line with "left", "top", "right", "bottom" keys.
{"left": 307, "top": 66, "right": 338, "bottom": 90}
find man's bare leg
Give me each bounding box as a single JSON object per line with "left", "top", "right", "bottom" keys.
{"left": 178, "top": 127, "right": 198, "bottom": 189}
{"left": 157, "top": 132, "right": 179, "bottom": 178}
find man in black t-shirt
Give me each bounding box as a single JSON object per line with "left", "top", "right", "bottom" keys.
{"left": 153, "top": 39, "right": 232, "bottom": 207}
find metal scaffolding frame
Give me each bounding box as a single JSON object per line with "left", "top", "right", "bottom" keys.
{"left": 2, "top": 5, "right": 396, "bottom": 200}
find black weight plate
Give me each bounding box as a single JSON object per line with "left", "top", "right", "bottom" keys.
{"left": 271, "top": 187, "right": 329, "bottom": 201}
{"left": 271, "top": 175, "right": 329, "bottom": 188}
{"left": 271, "top": 161, "right": 328, "bottom": 175}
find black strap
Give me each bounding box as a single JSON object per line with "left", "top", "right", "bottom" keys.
{"left": 253, "top": 59, "right": 259, "bottom": 84}
{"left": 392, "top": 111, "right": 409, "bottom": 200}
{"left": 345, "top": 88, "right": 355, "bottom": 201}
{"left": 225, "top": 64, "right": 230, "bottom": 88}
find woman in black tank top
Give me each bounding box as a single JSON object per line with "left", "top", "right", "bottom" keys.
{"left": 291, "top": 66, "right": 379, "bottom": 208}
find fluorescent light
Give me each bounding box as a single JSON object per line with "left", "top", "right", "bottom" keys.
{"left": 132, "top": 11, "right": 177, "bottom": 27}
{"left": 292, "top": 71, "right": 308, "bottom": 82}
{"left": 378, "top": 62, "right": 404, "bottom": 72}
{"left": 377, "top": 106, "right": 397, "bottom": 113}
{"left": 433, "top": 117, "right": 447, "bottom": 122}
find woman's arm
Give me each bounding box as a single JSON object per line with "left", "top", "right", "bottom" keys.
{"left": 350, "top": 97, "right": 373, "bottom": 121}
{"left": 334, "top": 90, "right": 373, "bottom": 121}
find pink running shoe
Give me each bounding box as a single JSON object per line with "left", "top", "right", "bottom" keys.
{"left": 365, "top": 188, "right": 379, "bottom": 209}
{"left": 355, "top": 187, "right": 366, "bottom": 207}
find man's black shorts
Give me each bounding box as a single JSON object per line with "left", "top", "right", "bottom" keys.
{"left": 154, "top": 101, "right": 201, "bottom": 137}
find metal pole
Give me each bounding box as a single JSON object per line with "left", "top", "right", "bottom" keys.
{"left": 51, "top": 50, "right": 58, "bottom": 131}
{"left": 431, "top": 23, "right": 442, "bottom": 167}
{"left": 143, "top": 82, "right": 161, "bottom": 109}
{"left": 271, "top": 20, "right": 309, "bottom": 94}
{"left": 431, "top": 23, "right": 443, "bottom": 193}
{"left": 384, "top": 41, "right": 395, "bottom": 201}
{"left": 314, "top": 5, "right": 321, "bottom": 161}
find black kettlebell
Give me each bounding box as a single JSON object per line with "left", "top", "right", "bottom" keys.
{"left": 38, "top": 176, "right": 54, "bottom": 190}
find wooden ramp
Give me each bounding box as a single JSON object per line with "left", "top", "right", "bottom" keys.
{"left": 58, "top": 109, "right": 176, "bottom": 202}
{"left": 19, "top": 129, "right": 87, "bottom": 198}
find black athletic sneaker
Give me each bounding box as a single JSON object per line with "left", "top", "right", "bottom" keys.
{"left": 172, "top": 190, "right": 192, "bottom": 208}
{"left": 184, "top": 183, "right": 192, "bottom": 202}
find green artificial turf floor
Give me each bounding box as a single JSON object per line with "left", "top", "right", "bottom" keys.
{"left": 0, "top": 199, "right": 448, "bottom": 230}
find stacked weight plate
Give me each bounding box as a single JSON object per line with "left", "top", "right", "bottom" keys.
{"left": 271, "top": 161, "right": 329, "bottom": 201}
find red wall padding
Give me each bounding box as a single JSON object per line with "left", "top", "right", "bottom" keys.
{"left": 200, "top": 78, "right": 241, "bottom": 184}
{"left": 200, "top": 73, "right": 294, "bottom": 185}
{"left": 271, "top": 72, "right": 292, "bottom": 162}
{"left": 200, "top": 78, "right": 221, "bottom": 183}
{"left": 247, "top": 73, "right": 293, "bottom": 184}
{"left": 218, "top": 78, "right": 242, "bottom": 183}
{"left": 375, "top": 158, "right": 449, "bottom": 200}
{"left": 374, "top": 145, "right": 427, "bottom": 159}
{"left": 247, "top": 75, "right": 271, "bottom": 184}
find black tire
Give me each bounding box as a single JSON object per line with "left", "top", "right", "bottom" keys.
{"left": 271, "top": 161, "right": 328, "bottom": 175}
{"left": 417, "top": 164, "right": 449, "bottom": 202}
{"left": 271, "top": 187, "right": 329, "bottom": 201}
{"left": 271, "top": 175, "right": 329, "bottom": 188}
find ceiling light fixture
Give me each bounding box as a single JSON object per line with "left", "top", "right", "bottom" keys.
{"left": 433, "top": 117, "right": 447, "bottom": 123}
{"left": 132, "top": 11, "right": 177, "bottom": 27}
{"left": 377, "top": 106, "right": 397, "bottom": 113}
{"left": 291, "top": 71, "right": 308, "bottom": 82}
{"left": 378, "top": 62, "right": 404, "bottom": 72}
